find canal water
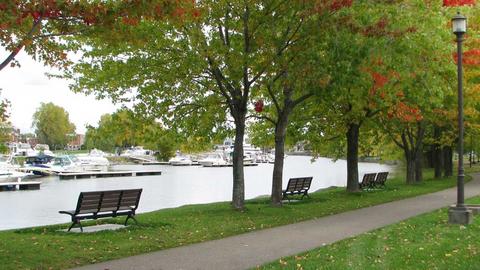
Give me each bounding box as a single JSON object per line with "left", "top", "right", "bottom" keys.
{"left": 0, "top": 156, "right": 394, "bottom": 231}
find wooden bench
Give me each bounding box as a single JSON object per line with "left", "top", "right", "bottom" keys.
{"left": 359, "top": 173, "right": 377, "bottom": 190}
{"left": 282, "top": 177, "right": 313, "bottom": 201}
{"left": 59, "top": 189, "right": 142, "bottom": 232}
{"left": 374, "top": 172, "right": 389, "bottom": 188}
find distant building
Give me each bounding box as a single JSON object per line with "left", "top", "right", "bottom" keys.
{"left": 9, "top": 127, "right": 20, "bottom": 142}
{"left": 66, "top": 134, "right": 85, "bottom": 151}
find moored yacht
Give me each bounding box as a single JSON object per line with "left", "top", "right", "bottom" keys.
{"left": 198, "top": 152, "right": 228, "bottom": 167}
{"left": 76, "top": 149, "right": 110, "bottom": 171}
{"left": 169, "top": 155, "right": 193, "bottom": 166}
{"left": 120, "top": 146, "right": 156, "bottom": 162}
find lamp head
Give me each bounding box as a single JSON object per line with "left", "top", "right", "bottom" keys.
{"left": 452, "top": 12, "right": 467, "bottom": 34}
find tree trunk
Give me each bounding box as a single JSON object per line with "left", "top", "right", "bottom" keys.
{"left": 433, "top": 127, "right": 443, "bottom": 178}
{"left": 346, "top": 123, "right": 360, "bottom": 192}
{"left": 443, "top": 146, "right": 453, "bottom": 177}
{"left": 405, "top": 149, "right": 416, "bottom": 184}
{"left": 470, "top": 148, "right": 473, "bottom": 168}
{"left": 434, "top": 147, "right": 443, "bottom": 179}
{"left": 436, "top": 146, "right": 444, "bottom": 178}
{"left": 415, "top": 146, "right": 423, "bottom": 183}
{"left": 425, "top": 147, "right": 434, "bottom": 168}
{"left": 271, "top": 112, "right": 289, "bottom": 206}
{"left": 232, "top": 116, "right": 246, "bottom": 210}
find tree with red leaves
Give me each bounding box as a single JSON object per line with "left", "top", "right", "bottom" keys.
{"left": 0, "top": 0, "right": 181, "bottom": 72}
{"left": 294, "top": 0, "right": 460, "bottom": 187}
{"left": 298, "top": 0, "right": 439, "bottom": 191}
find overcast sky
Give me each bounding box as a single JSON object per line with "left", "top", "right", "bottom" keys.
{"left": 0, "top": 49, "right": 120, "bottom": 134}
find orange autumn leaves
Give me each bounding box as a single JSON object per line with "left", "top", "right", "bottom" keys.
{"left": 443, "top": 0, "right": 476, "bottom": 6}
{"left": 453, "top": 49, "right": 480, "bottom": 66}
{"left": 369, "top": 69, "right": 423, "bottom": 124}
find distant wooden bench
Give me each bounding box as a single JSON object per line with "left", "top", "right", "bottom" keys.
{"left": 59, "top": 189, "right": 142, "bottom": 232}
{"left": 282, "top": 177, "right": 313, "bottom": 201}
{"left": 359, "top": 173, "right": 377, "bottom": 190}
{"left": 374, "top": 172, "right": 389, "bottom": 188}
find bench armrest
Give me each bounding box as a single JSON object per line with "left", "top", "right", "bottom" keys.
{"left": 59, "top": 210, "right": 75, "bottom": 216}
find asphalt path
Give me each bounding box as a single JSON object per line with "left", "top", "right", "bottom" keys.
{"left": 74, "top": 174, "right": 480, "bottom": 270}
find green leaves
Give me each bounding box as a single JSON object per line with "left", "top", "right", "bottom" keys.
{"left": 32, "top": 102, "right": 75, "bottom": 149}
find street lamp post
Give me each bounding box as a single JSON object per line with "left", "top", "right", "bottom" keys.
{"left": 448, "top": 12, "right": 473, "bottom": 225}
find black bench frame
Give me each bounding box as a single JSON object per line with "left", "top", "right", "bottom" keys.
{"left": 282, "top": 177, "right": 313, "bottom": 201}
{"left": 359, "top": 173, "right": 377, "bottom": 190}
{"left": 59, "top": 188, "right": 142, "bottom": 232}
{"left": 374, "top": 172, "right": 389, "bottom": 188}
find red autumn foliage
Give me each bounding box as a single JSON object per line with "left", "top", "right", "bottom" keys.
{"left": 388, "top": 101, "right": 423, "bottom": 122}
{"left": 192, "top": 8, "right": 201, "bottom": 18}
{"left": 173, "top": 8, "right": 186, "bottom": 18}
{"left": 369, "top": 71, "right": 389, "bottom": 96}
{"left": 443, "top": 0, "right": 476, "bottom": 6}
{"left": 122, "top": 17, "right": 139, "bottom": 26}
{"left": 312, "top": 0, "right": 352, "bottom": 14}
{"left": 453, "top": 49, "right": 480, "bottom": 66}
{"left": 254, "top": 100, "right": 264, "bottom": 113}
{"left": 329, "top": 0, "right": 353, "bottom": 11}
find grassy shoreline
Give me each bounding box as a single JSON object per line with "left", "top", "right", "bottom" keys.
{"left": 0, "top": 169, "right": 473, "bottom": 269}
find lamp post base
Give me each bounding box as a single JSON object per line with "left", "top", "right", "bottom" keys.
{"left": 448, "top": 206, "right": 473, "bottom": 225}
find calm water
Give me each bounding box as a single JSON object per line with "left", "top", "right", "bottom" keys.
{"left": 0, "top": 156, "right": 394, "bottom": 231}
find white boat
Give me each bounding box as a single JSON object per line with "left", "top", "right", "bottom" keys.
{"left": 120, "top": 146, "right": 156, "bottom": 162}
{"left": 169, "top": 155, "right": 193, "bottom": 166}
{"left": 198, "top": 153, "right": 228, "bottom": 167}
{"left": 25, "top": 155, "right": 86, "bottom": 175}
{"left": 76, "top": 149, "right": 110, "bottom": 171}
{"left": 48, "top": 155, "right": 86, "bottom": 173}
{"left": 0, "top": 155, "right": 18, "bottom": 170}
{"left": 33, "top": 144, "right": 54, "bottom": 156}
{"left": 0, "top": 170, "right": 33, "bottom": 182}
{"left": 8, "top": 142, "right": 37, "bottom": 157}
{"left": 0, "top": 155, "right": 35, "bottom": 180}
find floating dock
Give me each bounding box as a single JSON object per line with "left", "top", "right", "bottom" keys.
{"left": 206, "top": 163, "right": 259, "bottom": 168}
{"left": 170, "top": 162, "right": 201, "bottom": 166}
{"left": 141, "top": 161, "right": 170, "bottom": 165}
{"left": 0, "top": 180, "right": 41, "bottom": 191}
{"left": 59, "top": 170, "right": 162, "bottom": 180}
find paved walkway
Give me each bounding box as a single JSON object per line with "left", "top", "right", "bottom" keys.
{"left": 75, "top": 174, "right": 480, "bottom": 270}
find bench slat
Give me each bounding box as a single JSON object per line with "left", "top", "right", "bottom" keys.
{"left": 283, "top": 177, "right": 313, "bottom": 201}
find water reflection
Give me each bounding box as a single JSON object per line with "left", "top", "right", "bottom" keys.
{"left": 0, "top": 156, "right": 394, "bottom": 230}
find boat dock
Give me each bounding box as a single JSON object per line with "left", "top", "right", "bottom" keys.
{"left": 59, "top": 170, "right": 162, "bottom": 180}
{"left": 141, "top": 161, "right": 170, "bottom": 165}
{"left": 206, "top": 163, "right": 259, "bottom": 168}
{"left": 0, "top": 180, "right": 41, "bottom": 191}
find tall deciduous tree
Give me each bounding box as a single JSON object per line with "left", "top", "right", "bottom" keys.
{"left": 32, "top": 102, "right": 75, "bottom": 149}
{"left": 65, "top": 0, "right": 321, "bottom": 210}
{"left": 84, "top": 108, "right": 179, "bottom": 159}
{"left": 302, "top": 3, "right": 405, "bottom": 192}
{"left": 250, "top": 2, "right": 350, "bottom": 205}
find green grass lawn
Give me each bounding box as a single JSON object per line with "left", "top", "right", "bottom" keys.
{"left": 0, "top": 169, "right": 474, "bottom": 269}
{"left": 258, "top": 197, "right": 480, "bottom": 270}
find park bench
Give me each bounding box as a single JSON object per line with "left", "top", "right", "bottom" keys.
{"left": 374, "top": 172, "right": 389, "bottom": 188}
{"left": 59, "top": 188, "right": 142, "bottom": 232}
{"left": 282, "top": 177, "right": 313, "bottom": 201}
{"left": 359, "top": 173, "right": 377, "bottom": 190}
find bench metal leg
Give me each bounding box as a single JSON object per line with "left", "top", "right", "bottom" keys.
{"left": 124, "top": 214, "right": 138, "bottom": 226}
{"left": 301, "top": 192, "right": 310, "bottom": 199}
{"left": 68, "top": 220, "right": 83, "bottom": 232}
